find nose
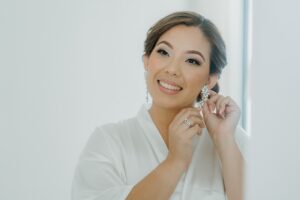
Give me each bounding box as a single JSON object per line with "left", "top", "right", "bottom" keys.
{"left": 164, "top": 59, "right": 181, "bottom": 77}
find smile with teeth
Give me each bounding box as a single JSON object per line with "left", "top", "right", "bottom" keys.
{"left": 158, "top": 80, "right": 182, "bottom": 91}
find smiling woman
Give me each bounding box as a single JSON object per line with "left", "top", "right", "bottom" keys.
{"left": 143, "top": 25, "right": 214, "bottom": 110}
{"left": 72, "top": 11, "right": 248, "bottom": 200}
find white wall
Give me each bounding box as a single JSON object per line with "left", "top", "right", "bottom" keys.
{"left": 245, "top": 0, "right": 300, "bottom": 199}
{"left": 0, "top": 1, "right": 189, "bottom": 199}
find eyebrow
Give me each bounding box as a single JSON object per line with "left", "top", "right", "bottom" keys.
{"left": 156, "top": 40, "right": 206, "bottom": 62}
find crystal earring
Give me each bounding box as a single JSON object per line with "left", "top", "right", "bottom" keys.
{"left": 144, "top": 70, "right": 149, "bottom": 103}
{"left": 195, "top": 85, "right": 209, "bottom": 108}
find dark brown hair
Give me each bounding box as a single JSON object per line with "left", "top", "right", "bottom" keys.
{"left": 143, "top": 11, "right": 227, "bottom": 101}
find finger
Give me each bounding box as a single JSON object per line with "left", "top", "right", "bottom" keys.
{"left": 185, "top": 124, "right": 202, "bottom": 138}
{"left": 207, "top": 100, "right": 216, "bottom": 113}
{"left": 178, "top": 114, "right": 204, "bottom": 131}
{"left": 215, "top": 95, "right": 226, "bottom": 114}
{"left": 223, "top": 98, "right": 241, "bottom": 117}
{"left": 206, "top": 95, "right": 221, "bottom": 113}
{"left": 173, "top": 108, "right": 201, "bottom": 126}
{"left": 208, "top": 89, "right": 217, "bottom": 98}
{"left": 174, "top": 116, "right": 204, "bottom": 137}
{"left": 189, "top": 116, "right": 205, "bottom": 128}
{"left": 219, "top": 96, "right": 231, "bottom": 115}
{"left": 208, "top": 94, "right": 223, "bottom": 105}
{"left": 202, "top": 102, "right": 210, "bottom": 121}
{"left": 169, "top": 115, "right": 192, "bottom": 137}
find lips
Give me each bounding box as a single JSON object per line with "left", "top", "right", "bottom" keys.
{"left": 158, "top": 80, "right": 182, "bottom": 91}
{"left": 157, "top": 79, "right": 183, "bottom": 92}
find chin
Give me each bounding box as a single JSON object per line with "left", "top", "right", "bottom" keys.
{"left": 149, "top": 87, "right": 195, "bottom": 110}
{"left": 151, "top": 98, "right": 193, "bottom": 110}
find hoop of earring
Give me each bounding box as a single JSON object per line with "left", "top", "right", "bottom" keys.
{"left": 195, "top": 85, "right": 209, "bottom": 108}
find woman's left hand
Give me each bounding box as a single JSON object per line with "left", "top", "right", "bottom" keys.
{"left": 202, "top": 90, "right": 241, "bottom": 143}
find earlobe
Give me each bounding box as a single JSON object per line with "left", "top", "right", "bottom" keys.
{"left": 208, "top": 74, "right": 219, "bottom": 89}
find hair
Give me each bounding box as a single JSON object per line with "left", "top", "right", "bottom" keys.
{"left": 143, "top": 11, "right": 227, "bottom": 102}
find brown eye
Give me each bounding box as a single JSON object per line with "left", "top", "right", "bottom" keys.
{"left": 186, "top": 58, "right": 201, "bottom": 66}
{"left": 157, "top": 49, "right": 169, "bottom": 56}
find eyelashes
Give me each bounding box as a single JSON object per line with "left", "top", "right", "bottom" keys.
{"left": 186, "top": 58, "right": 201, "bottom": 65}
{"left": 156, "top": 48, "right": 202, "bottom": 66}
{"left": 157, "top": 49, "right": 169, "bottom": 56}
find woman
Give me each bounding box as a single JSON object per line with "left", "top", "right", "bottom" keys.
{"left": 72, "top": 11, "right": 248, "bottom": 200}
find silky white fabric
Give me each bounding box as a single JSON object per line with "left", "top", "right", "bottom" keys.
{"left": 72, "top": 104, "right": 248, "bottom": 200}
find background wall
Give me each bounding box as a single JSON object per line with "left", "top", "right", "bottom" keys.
{"left": 245, "top": 0, "right": 300, "bottom": 199}
{"left": 0, "top": 1, "right": 189, "bottom": 199}
{"left": 0, "top": 1, "right": 246, "bottom": 200}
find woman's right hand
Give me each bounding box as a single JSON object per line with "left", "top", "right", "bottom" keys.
{"left": 167, "top": 107, "right": 205, "bottom": 170}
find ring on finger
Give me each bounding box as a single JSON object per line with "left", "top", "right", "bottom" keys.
{"left": 183, "top": 118, "right": 193, "bottom": 128}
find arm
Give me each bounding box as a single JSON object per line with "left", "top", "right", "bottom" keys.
{"left": 202, "top": 90, "right": 245, "bottom": 200}
{"left": 214, "top": 135, "right": 244, "bottom": 200}
{"left": 126, "top": 156, "right": 186, "bottom": 200}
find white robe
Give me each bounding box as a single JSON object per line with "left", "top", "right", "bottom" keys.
{"left": 72, "top": 104, "right": 248, "bottom": 200}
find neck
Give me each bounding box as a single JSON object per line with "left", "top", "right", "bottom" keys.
{"left": 148, "top": 104, "right": 184, "bottom": 148}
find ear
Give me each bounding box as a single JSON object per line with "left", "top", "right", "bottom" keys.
{"left": 207, "top": 74, "right": 218, "bottom": 89}
{"left": 142, "top": 55, "right": 149, "bottom": 71}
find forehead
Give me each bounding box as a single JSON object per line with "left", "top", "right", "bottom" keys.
{"left": 157, "top": 25, "right": 211, "bottom": 57}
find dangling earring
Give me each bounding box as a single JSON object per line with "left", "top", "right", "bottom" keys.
{"left": 144, "top": 70, "right": 149, "bottom": 103}
{"left": 195, "top": 85, "right": 209, "bottom": 108}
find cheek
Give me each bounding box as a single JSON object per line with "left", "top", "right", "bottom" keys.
{"left": 147, "top": 57, "right": 162, "bottom": 82}
{"left": 184, "top": 70, "right": 209, "bottom": 87}
{"left": 149, "top": 56, "right": 164, "bottom": 70}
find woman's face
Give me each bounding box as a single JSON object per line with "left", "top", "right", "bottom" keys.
{"left": 143, "top": 25, "right": 217, "bottom": 109}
